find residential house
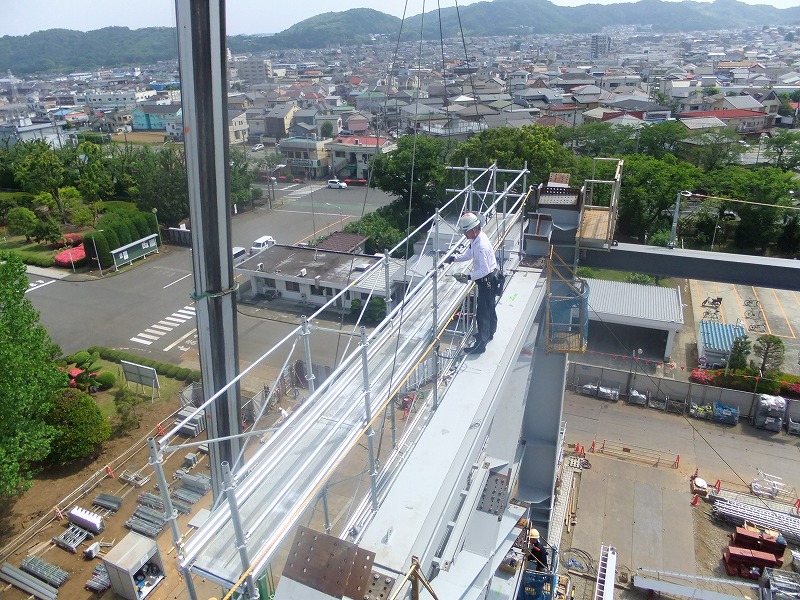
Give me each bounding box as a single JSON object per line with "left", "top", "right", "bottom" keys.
{"left": 676, "top": 109, "right": 768, "bottom": 133}
{"left": 278, "top": 136, "right": 330, "bottom": 179}
{"left": 131, "top": 103, "right": 182, "bottom": 131}
{"left": 235, "top": 245, "right": 406, "bottom": 313}
{"left": 739, "top": 88, "right": 781, "bottom": 119}
{"left": 228, "top": 109, "right": 249, "bottom": 146}
{"left": 325, "top": 135, "right": 397, "bottom": 180}
{"left": 0, "top": 115, "right": 76, "bottom": 148}
{"left": 344, "top": 111, "right": 371, "bottom": 133}
{"left": 317, "top": 114, "right": 343, "bottom": 137}
{"left": 265, "top": 103, "right": 298, "bottom": 140}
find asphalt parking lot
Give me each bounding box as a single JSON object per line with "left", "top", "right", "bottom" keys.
{"left": 688, "top": 279, "right": 800, "bottom": 376}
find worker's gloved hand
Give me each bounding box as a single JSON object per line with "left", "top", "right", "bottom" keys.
{"left": 453, "top": 272, "right": 470, "bottom": 284}
{"left": 444, "top": 255, "right": 455, "bottom": 264}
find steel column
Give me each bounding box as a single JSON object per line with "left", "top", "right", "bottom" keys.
{"left": 432, "top": 210, "right": 440, "bottom": 410}
{"left": 360, "top": 327, "right": 379, "bottom": 511}
{"left": 222, "top": 462, "right": 258, "bottom": 599}
{"left": 175, "top": 0, "right": 241, "bottom": 500}
{"left": 384, "top": 252, "right": 393, "bottom": 316}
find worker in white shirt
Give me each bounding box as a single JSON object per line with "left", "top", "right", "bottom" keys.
{"left": 446, "top": 212, "right": 498, "bottom": 355}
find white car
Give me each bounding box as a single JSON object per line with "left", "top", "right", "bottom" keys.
{"left": 327, "top": 179, "right": 347, "bottom": 189}
{"left": 251, "top": 143, "right": 265, "bottom": 152}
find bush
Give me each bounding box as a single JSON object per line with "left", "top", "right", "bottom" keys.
{"left": 189, "top": 370, "right": 202, "bottom": 382}
{"left": 46, "top": 388, "right": 110, "bottom": 464}
{"left": 95, "top": 371, "right": 116, "bottom": 390}
{"left": 166, "top": 366, "right": 179, "bottom": 378}
{"left": 175, "top": 368, "right": 190, "bottom": 380}
{"left": 103, "top": 201, "right": 138, "bottom": 215}
{"left": 21, "top": 253, "right": 54, "bottom": 267}
{"left": 131, "top": 213, "right": 151, "bottom": 239}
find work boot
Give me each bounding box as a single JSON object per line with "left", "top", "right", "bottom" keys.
{"left": 464, "top": 343, "right": 486, "bottom": 355}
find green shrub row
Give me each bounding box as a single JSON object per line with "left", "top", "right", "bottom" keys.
{"left": 84, "top": 211, "right": 161, "bottom": 268}
{"left": 20, "top": 253, "right": 55, "bottom": 267}
{"left": 86, "top": 346, "right": 201, "bottom": 382}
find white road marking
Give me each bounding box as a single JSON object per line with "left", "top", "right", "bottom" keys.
{"left": 130, "top": 337, "right": 153, "bottom": 345}
{"left": 151, "top": 324, "right": 172, "bottom": 332}
{"left": 163, "top": 273, "right": 192, "bottom": 289}
{"left": 164, "top": 316, "right": 186, "bottom": 323}
{"left": 137, "top": 333, "right": 160, "bottom": 341}
{"left": 157, "top": 321, "right": 176, "bottom": 327}
{"left": 175, "top": 309, "right": 195, "bottom": 318}
{"left": 144, "top": 329, "right": 164, "bottom": 336}
{"left": 25, "top": 280, "right": 56, "bottom": 294}
{"left": 164, "top": 328, "right": 197, "bottom": 351}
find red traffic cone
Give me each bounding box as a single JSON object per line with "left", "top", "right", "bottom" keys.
{"left": 691, "top": 494, "right": 699, "bottom": 506}
{"left": 105, "top": 465, "right": 115, "bottom": 478}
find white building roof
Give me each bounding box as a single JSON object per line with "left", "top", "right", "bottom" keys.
{"left": 584, "top": 278, "right": 684, "bottom": 328}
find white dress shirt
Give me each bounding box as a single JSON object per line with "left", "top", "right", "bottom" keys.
{"left": 453, "top": 229, "right": 498, "bottom": 280}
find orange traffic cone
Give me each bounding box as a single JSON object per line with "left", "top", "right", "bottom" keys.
{"left": 105, "top": 465, "right": 115, "bottom": 478}
{"left": 691, "top": 494, "right": 699, "bottom": 506}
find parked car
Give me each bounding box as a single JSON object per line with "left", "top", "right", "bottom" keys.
{"left": 251, "top": 235, "right": 276, "bottom": 254}
{"left": 327, "top": 179, "right": 347, "bottom": 189}
{"left": 251, "top": 143, "right": 265, "bottom": 152}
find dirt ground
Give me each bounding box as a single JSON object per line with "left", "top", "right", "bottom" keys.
{"left": 0, "top": 390, "right": 187, "bottom": 599}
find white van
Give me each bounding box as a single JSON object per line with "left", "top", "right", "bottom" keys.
{"left": 232, "top": 246, "right": 248, "bottom": 264}
{"left": 251, "top": 235, "right": 276, "bottom": 254}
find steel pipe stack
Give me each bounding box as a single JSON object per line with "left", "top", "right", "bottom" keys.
{"left": 713, "top": 498, "right": 800, "bottom": 544}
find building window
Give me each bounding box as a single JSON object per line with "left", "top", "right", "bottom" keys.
{"left": 286, "top": 281, "right": 300, "bottom": 292}
{"left": 265, "top": 278, "right": 276, "bottom": 288}
{"left": 335, "top": 151, "right": 345, "bottom": 157}
{"left": 361, "top": 293, "right": 369, "bottom": 301}
{"left": 303, "top": 152, "right": 309, "bottom": 159}
{"left": 311, "top": 285, "right": 324, "bottom": 296}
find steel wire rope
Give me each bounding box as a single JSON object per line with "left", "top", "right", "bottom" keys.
{"left": 369, "top": 0, "right": 430, "bottom": 468}
{"left": 583, "top": 296, "right": 778, "bottom": 512}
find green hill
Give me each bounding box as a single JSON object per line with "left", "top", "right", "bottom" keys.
{"left": 2, "top": 0, "right": 799, "bottom": 75}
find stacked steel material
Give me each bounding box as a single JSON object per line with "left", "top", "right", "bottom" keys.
{"left": 92, "top": 493, "right": 123, "bottom": 512}
{"left": 138, "top": 492, "right": 192, "bottom": 515}
{"left": 760, "top": 568, "right": 800, "bottom": 600}
{"left": 20, "top": 556, "right": 69, "bottom": 587}
{"left": 53, "top": 524, "right": 93, "bottom": 553}
{"left": 85, "top": 563, "right": 111, "bottom": 593}
{"left": 125, "top": 506, "right": 167, "bottom": 538}
{"left": 171, "top": 472, "right": 212, "bottom": 505}
{"left": 174, "top": 408, "right": 206, "bottom": 437}
{"left": 0, "top": 562, "right": 58, "bottom": 600}
{"left": 713, "top": 498, "right": 800, "bottom": 544}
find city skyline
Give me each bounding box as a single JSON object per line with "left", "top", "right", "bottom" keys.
{"left": 1, "top": 0, "right": 796, "bottom": 38}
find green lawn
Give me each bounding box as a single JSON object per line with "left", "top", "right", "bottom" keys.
{"left": 0, "top": 233, "right": 57, "bottom": 266}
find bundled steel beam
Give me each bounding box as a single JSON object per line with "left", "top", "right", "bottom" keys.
{"left": 52, "top": 524, "right": 93, "bottom": 553}
{"left": 85, "top": 563, "right": 111, "bottom": 593}
{"left": 21, "top": 556, "right": 69, "bottom": 587}
{"left": 92, "top": 494, "right": 123, "bottom": 512}
{"left": 0, "top": 562, "right": 58, "bottom": 600}
{"left": 713, "top": 498, "right": 800, "bottom": 544}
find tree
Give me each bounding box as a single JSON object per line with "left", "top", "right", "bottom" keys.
{"left": 732, "top": 167, "right": 794, "bottom": 251}
{"left": 31, "top": 217, "right": 62, "bottom": 244}
{"left": 46, "top": 388, "right": 110, "bottom": 464}
{"left": 6, "top": 206, "right": 38, "bottom": 241}
{"left": 112, "top": 379, "right": 144, "bottom": 434}
{"left": 371, "top": 135, "right": 448, "bottom": 225}
{"left": 344, "top": 211, "right": 405, "bottom": 255}
{"left": 764, "top": 129, "right": 800, "bottom": 170}
{"left": 559, "top": 122, "right": 637, "bottom": 158}
{"left": 776, "top": 214, "right": 800, "bottom": 255}
{"left": 617, "top": 154, "right": 699, "bottom": 240}
{"left": 636, "top": 121, "right": 687, "bottom": 159}
{"left": 228, "top": 148, "right": 253, "bottom": 208}
{"left": 12, "top": 140, "right": 68, "bottom": 222}
{"left": 131, "top": 146, "right": 189, "bottom": 227}
{"left": 727, "top": 335, "right": 750, "bottom": 371}
{"left": 0, "top": 252, "right": 67, "bottom": 496}
{"left": 451, "top": 125, "right": 573, "bottom": 195}
{"left": 75, "top": 141, "right": 113, "bottom": 207}
{"left": 752, "top": 334, "right": 785, "bottom": 373}
{"left": 680, "top": 128, "right": 743, "bottom": 170}
{"left": 320, "top": 121, "right": 334, "bottom": 138}
{"left": 625, "top": 273, "right": 656, "bottom": 285}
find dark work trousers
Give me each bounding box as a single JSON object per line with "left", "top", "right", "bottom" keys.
{"left": 475, "top": 273, "right": 497, "bottom": 345}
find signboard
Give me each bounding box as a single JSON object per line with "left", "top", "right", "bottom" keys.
{"left": 121, "top": 360, "right": 161, "bottom": 402}
{"left": 287, "top": 158, "right": 316, "bottom": 167}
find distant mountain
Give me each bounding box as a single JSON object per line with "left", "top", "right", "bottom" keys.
{"left": 2, "top": 0, "right": 799, "bottom": 76}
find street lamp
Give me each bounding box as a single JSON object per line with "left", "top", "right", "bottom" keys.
{"left": 91, "top": 230, "right": 104, "bottom": 278}
{"left": 668, "top": 191, "right": 693, "bottom": 249}
{"left": 151, "top": 207, "right": 162, "bottom": 245}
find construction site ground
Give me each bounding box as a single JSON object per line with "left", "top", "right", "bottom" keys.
{"left": 561, "top": 389, "right": 800, "bottom": 600}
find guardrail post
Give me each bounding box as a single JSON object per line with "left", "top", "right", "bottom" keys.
{"left": 148, "top": 438, "right": 182, "bottom": 555}
{"left": 222, "top": 461, "right": 259, "bottom": 599}
{"left": 432, "top": 210, "right": 440, "bottom": 410}
{"left": 360, "top": 327, "right": 379, "bottom": 511}
{"left": 300, "top": 316, "right": 315, "bottom": 393}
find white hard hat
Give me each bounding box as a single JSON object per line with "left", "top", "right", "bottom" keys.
{"left": 530, "top": 528, "right": 540, "bottom": 539}
{"left": 459, "top": 212, "right": 480, "bottom": 232}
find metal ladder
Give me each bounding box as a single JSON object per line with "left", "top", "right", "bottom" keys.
{"left": 594, "top": 544, "right": 617, "bottom": 600}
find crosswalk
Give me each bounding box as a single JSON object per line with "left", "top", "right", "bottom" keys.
{"left": 130, "top": 305, "right": 196, "bottom": 346}
{"left": 285, "top": 184, "right": 324, "bottom": 199}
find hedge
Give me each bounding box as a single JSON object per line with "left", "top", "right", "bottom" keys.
{"left": 95, "top": 371, "right": 116, "bottom": 389}
{"left": 87, "top": 346, "right": 200, "bottom": 382}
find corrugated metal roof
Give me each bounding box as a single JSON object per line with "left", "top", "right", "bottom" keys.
{"left": 699, "top": 320, "right": 746, "bottom": 353}
{"left": 584, "top": 278, "right": 683, "bottom": 325}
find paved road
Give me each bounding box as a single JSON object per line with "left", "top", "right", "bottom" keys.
{"left": 26, "top": 183, "right": 394, "bottom": 362}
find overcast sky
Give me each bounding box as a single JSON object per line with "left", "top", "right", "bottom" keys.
{"left": 0, "top": 0, "right": 795, "bottom": 36}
